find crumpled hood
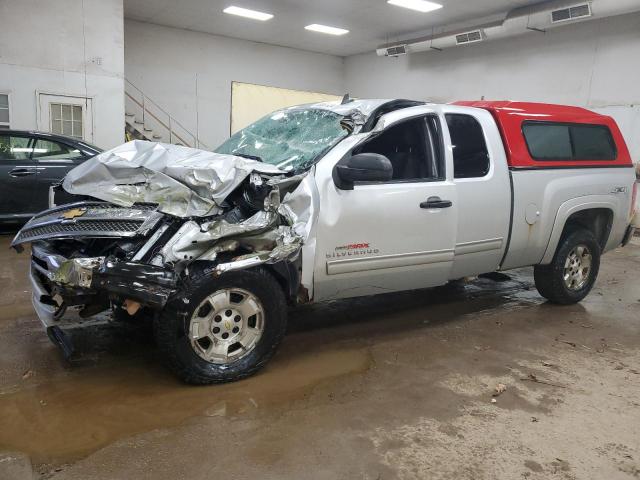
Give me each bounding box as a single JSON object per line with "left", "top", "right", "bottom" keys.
{"left": 63, "top": 140, "right": 285, "bottom": 217}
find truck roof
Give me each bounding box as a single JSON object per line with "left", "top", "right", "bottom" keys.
{"left": 453, "top": 101, "right": 632, "bottom": 168}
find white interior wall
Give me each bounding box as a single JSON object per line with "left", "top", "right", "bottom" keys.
{"left": 124, "top": 20, "right": 345, "bottom": 149}
{"left": 0, "top": 0, "right": 125, "bottom": 149}
{"left": 4, "top": 3, "right": 634, "bottom": 156}
{"left": 345, "top": 12, "right": 640, "bottom": 161}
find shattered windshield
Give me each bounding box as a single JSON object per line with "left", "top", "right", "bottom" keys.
{"left": 215, "top": 108, "right": 349, "bottom": 172}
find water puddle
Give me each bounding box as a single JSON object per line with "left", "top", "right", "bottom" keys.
{"left": 0, "top": 346, "right": 371, "bottom": 464}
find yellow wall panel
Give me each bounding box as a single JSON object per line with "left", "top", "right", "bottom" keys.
{"left": 231, "top": 82, "right": 341, "bottom": 134}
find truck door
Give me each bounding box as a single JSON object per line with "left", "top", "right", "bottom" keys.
{"left": 442, "top": 107, "right": 511, "bottom": 278}
{"left": 311, "top": 109, "right": 458, "bottom": 301}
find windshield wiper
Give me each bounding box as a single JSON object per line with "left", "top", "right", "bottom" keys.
{"left": 233, "top": 153, "right": 263, "bottom": 162}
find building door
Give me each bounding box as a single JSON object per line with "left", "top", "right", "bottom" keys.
{"left": 37, "top": 93, "right": 94, "bottom": 142}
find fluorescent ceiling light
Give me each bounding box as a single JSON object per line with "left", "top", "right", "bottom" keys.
{"left": 305, "top": 24, "right": 349, "bottom": 36}
{"left": 223, "top": 6, "right": 273, "bottom": 21}
{"left": 387, "top": 0, "right": 443, "bottom": 13}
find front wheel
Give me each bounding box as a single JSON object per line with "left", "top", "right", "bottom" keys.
{"left": 155, "top": 266, "right": 287, "bottom": 384}
{"left": 534, "top": 228, "right": 601, "bottom": 305}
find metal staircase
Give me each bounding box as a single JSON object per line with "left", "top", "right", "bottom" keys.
{"left": 124, "top": 79, "right": 211, "bottom": 150}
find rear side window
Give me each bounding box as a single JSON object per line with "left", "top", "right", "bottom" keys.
{"left": 522, "top": 124, "right": 572, "bottom": 159}
{"left": 445, "top": 114, "right": 490, "bottom": 179}
{"left": 0, "top": 135, "right": 31, "bottom": 161}
{"left": 32, "top": 139, "right": 84, "bottom": 161}
{"left": 571, "top": 125, "right": 617, "bottom": 159}
{"left": 523, "top": 122, "right": 617, "bottom": 161}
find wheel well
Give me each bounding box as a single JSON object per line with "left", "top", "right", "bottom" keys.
{"left": 191, "top": 258, "right": 301, "bottom": 305}
{"left": 562, "top": 208, "right": 613, "bottom": 250}
{"left": 262, "top": 259, "right": 302, "bottom": 305}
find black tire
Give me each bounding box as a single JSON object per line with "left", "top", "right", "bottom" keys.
{"left": 534, "top": 228, "right": 601, "bottom": 305}
{"left": 155, "top": 265, "right": 287, "bottom": 385}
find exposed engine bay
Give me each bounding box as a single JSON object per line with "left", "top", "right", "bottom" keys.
{"left": 12, "top": 141, "right": 315, "bottom": 334}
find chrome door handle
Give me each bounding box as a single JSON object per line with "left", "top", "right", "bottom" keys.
{"left": 9, "top": 167, "right": 36, "bottom": 177}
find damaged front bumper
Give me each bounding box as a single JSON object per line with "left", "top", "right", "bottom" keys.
{"left": 29, "top": 264, "right": 59, "bottom": 329}
{"left": 29, "top": 242, "right": 178, "bottom": 328}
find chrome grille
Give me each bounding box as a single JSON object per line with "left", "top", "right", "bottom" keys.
{"left": 16, "top": 220, "right": 143, "bottom": 242}
{"left": 12, "top": 202, "right": 162, "bottom": 246}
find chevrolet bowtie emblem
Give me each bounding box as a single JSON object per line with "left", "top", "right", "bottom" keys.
{"left": 61, "top": 208, "right": 87, "bottom": 220}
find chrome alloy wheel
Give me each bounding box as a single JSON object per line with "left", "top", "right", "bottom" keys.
{"left": 563, "top": 245, "right": 592, "bottom": 291}
{"left": 189, "top": 288, "right": 264, "bottom": 364}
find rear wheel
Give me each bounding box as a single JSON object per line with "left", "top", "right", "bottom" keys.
{"left": 534, "top": 228, "right": 600, "bottom": 304}
{"left": 155, "top": 266, "right": 287, "bottom": 384}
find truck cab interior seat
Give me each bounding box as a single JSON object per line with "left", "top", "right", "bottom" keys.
{"left": 356, "top": 117, "right": 430, "bottom": 181}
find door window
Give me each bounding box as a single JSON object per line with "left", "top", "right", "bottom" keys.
{"left": 353, "top": 115, "right": 443, "bottom": 181}
{"left": 446, "top": 114, "right": 490, "bottom": 178}
{"left": 50, "top": 103, "right": 84, "bottom": 139}
{"left": 0, "top": 135, "right": 32, "bottom": 161}
{"left": 32, "top": 139, "right": 84, "bottom": 161}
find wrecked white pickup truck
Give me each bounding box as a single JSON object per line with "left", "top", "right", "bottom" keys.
{"left": 12, "top": 99, "right": 637, "bottom": 384}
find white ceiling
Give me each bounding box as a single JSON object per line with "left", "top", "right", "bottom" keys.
{"left": 124, "top": 0, "right": 545, "bottom": 56}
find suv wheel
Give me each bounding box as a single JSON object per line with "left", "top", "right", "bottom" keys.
{"left": 155, "top": 266, "right": 287, "bottom": 384}
{"left": 534, "top": 228, "right": 601, "bottom": 305}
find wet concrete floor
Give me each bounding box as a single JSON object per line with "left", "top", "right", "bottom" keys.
{"left": 0, "top": 234, "right": 639, "bottom": 479}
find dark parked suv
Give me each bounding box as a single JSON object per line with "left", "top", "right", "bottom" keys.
{"left": 0, "top": 131, "right": 101, "bottom": 224}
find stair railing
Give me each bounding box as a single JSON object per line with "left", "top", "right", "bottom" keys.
{"left": 124, "top": 79, "right": 211, "bottom": 151}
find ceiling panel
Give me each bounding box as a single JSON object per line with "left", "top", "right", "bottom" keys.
{"left": 124, "top": 0, "right": 545, "bottom": 56}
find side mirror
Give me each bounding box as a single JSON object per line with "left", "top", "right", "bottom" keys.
{"left": 333, "top": 153, "right": 393, "bottom": 190}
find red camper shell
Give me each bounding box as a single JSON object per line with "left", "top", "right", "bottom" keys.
{"left": 453, "top": 101, "right": 633, "bottom": 169}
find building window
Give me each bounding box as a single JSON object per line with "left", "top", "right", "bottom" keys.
{"left": 0, "top": 94, "right": 9, "bottom": 130}
{"left": 50, "top": 103, "right": 83, "bottom": 139}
